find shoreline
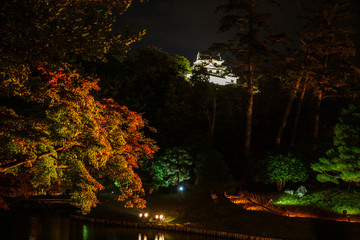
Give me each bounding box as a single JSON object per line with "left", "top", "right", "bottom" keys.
{"left": 70, "top": 214, "right": 283, "bottom": 240}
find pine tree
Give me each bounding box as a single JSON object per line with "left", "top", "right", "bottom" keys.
{"left": 212, "top": 0, "right": 286, "bottom": 166}
{"left": 299, "top": 0, "right": 356, "bottom": 139}
{"left": 312, "top": 103, "right": 360, "bottom": 184}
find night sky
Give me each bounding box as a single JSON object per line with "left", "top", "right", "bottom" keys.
{"left": 122, "top": 0, "right": 360, "bottom": 64}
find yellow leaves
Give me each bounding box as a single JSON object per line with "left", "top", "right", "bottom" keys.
{"left": 0, "top": 0, "right": 153, "bottom": 214}
{"left": 71, "top": 181, "right": 100, "bottom": 214}
{"left": 1, "top": 64, "right": 32, "bottom": 98}
{"left": 0, "top": 65, "right": 157, "bottom": 214}
{"left": 55, "top": 7, "right": 65, "bottom": 16}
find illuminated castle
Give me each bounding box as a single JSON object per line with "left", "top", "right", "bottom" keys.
{"left": 191, "top": 52, "right": 238, "bottom": 85}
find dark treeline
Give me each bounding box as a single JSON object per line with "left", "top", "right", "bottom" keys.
{"left": 87, "top": 0, "right": 360, "bottom": 192}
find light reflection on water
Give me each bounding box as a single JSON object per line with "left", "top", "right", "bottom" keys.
{"left": 0, "top": 213, "right": 218, "bottom": 240}
{"left": 83, "top": 225, "right": 88, "bottom": 240}
{"left": 138, "top": 233, "right": 164, "bottom": 240}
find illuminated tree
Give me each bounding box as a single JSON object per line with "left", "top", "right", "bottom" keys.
{"left": 139, "top": 147, "right": 193, "bottom": 194}
{"left": 312, "top": 104, "right": 360, "bottom": 185}
{"left": 265, "top": 153, "right": 308, "bottom": 191}
{"left": 156, "top": 147, "right": 193, "bottom": 187}
{"left": 276, "top": 0, "right": 357, "bottom": 145}
{"left": 0, "top": 0, "right": 145, "bottom": 67}
{"left": 275, "top": 60, "right": 310, "bottom": 146}
{"left": 0, "top": 66, "right": 157, "bottom": 214}
{"left": 298, "top": 0, "right": 356, "bottom": 139}
{"left": 0, "top": 0, "right": 152, "bottom": 213}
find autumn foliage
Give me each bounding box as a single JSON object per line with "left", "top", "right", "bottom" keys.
{"left": 0, "top": 65, "right": 157, "bottom": 214}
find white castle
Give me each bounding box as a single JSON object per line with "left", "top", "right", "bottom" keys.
{"left": 190, "top": 52, "right": 238, "bottom": 85}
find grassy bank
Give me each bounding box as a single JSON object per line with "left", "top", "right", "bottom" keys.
{"left": 274, "top": 188, "right": 360, "bottom": 215}
{"left": 84, "top": 190, "right": 360, "bottom": 240}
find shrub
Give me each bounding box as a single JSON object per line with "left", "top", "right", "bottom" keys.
{"left": 265, "top": 153, "right": 308, "bottom": 191}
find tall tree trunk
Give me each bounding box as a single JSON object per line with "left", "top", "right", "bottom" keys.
{"left": 275, "top": 74, "right": 302, "bottom": 145}
{"left": 245, "top": 62, "right": 254, "bottom": 161}
{"left": 206, "top": 94, "right": 216, "bottom": 137}
{"left": 211, "top": 96, "right": 216, "bottom": 136}
{"left": 314, "top": 89, "right": 322, "bottom": 139}
{"left": 244, "top": 0, "right": 256, "bottom": 162}
{"left": 244, "top": 0, "right": 255, "bottom": 168}
{"left": 291, "top": 80, "right": 307, "bottom": 147}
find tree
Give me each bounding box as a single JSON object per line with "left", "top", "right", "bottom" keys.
{"left": 0, "top": 0, "right": 152, "bottom": 213}
{"left": 312, "top": 104, "right": 360, "bottom": 185}
{"left": 0, "top": 66, "right": 157, "bottom": 213}
{"left": 275, "top": 60, "right": 310, "bottom": 146}
{"left": 139, "top": 147, "right": 193, "bottom": 194}
{"left": 265, "top": 153, "right": 308, "bottom": 191}
{"left": 0, "top": 0, "right": 145, "bottom": 66}
{"left": 194, "top": 144, "right": 234, "bottom": 193}
{"left": 91, "top": 47, "right": 193, "bottom": 146}
{"left": 191, "top": 66, "right": 218, "bottom": 137}
{"left": 213, "top": 0, "right": 286, "bottom": 164}
{"left": 298, "top": 0, "right": 356, "bottom": 139}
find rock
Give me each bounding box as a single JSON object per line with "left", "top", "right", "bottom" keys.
{"left": 296, "top": 185, "right": 307, "bottom": 197}
{"left": 284, "top": 189, "right": 294, "bottom": 195}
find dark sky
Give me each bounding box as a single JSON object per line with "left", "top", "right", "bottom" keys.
{"left": 123, "top": 0, "right": 360, "bottom": 63}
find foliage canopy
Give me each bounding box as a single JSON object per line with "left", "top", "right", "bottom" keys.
{"left": 312, "top": 104, "right": 360, "bottom": 184}
{"left": 0, "top": 66, "right": 157, "bottom": 213}
{"left": 265, "top": 153, "right": 308, "bottom": 191}
{"left": 0, "top": 0, "right": 156, "bottom": 214}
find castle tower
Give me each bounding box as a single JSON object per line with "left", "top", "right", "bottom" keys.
{"left": 192, "top": 53, "right": 237, "bottom": 85}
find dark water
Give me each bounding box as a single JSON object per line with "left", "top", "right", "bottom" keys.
{"left": 0, "top": 212, "right": 220, "bottom": 240}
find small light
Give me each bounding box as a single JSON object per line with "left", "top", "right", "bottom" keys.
{"left": 159, "top": 214, "right": 164, "bottom": 220}
{"left": 155, "top": 214, "right": 159, "bottom": 219}
{"left": 111, "top": 191, "right": 114, "bottom": 194}
{"left": 139, "top": 213, "right": 143, "bottom": 218}
{"left": 144, "top": 213, "right": 149, "bottom": 218}
{"left": 179, "top": 186, "right": 184, "bottom": 192}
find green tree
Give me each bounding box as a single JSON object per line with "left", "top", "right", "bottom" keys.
{"left": 139, "top": 147, "right": 193, "bottom": 194}
{"left": 265, "top": 153, "right": 308, "bottom": 191}
{"left": 157, "top": 147, "right": 193, "bottom": 187}
{"left": 312, "top": 104, "right": 360, "bottom": 184}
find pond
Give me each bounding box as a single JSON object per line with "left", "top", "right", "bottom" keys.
{"left": 0, "top": 212, "right": 219, "bottom": 240}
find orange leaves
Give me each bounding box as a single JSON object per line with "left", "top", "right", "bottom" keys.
{"left": 141, "top": 143, "right": 155, "bottom": 156}
{"left": 37, "top": 65, "right": 101, "bottom": 109}
{"left": 1, "top": 0, "right": 149, "bottom": 214}
{"left": 0, "top": 197, "right": 9, "bottom": 211}
{"left": 128, "top": 114, "right": 144, "bottom": 131}
{"left": 78, "top": 161, "right": 105, "bottom": 192}
{"left": 94, "top": 118, "right": 106, "bottom": 124}
{"left": 83, "top": 80, "right": 101, "bottom": 91}
{"left": 0, "top": 64, "right": 157, "bottom": 214}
